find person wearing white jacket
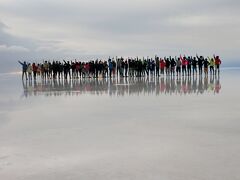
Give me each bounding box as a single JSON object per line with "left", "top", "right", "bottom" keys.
{"left": 27, "top": 63, "right": 33, "bottom": 80}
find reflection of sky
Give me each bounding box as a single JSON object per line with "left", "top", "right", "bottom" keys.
{"left": 21, "top": 76, "right": 221, "bottom": 97}
{"left": 0, "top": 70, "right": 240, "bottom": 180}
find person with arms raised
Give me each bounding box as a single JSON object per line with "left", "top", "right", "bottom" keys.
{"left": 18, "top": 60, "right": 28, "bottom": 80}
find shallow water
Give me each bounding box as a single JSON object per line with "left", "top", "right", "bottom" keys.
{"left": 0, "top": 69, "right": 240, "bottom": 180}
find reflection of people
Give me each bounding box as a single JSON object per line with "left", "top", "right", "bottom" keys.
{"left": 214, "top": 76, "right": 221, "bottom": 94}
{"left": 22, "top": 76, "right": 221, "bottom": 97}
{"left": 22, "top": 80, "right": 28, "bottom": 97}
{"left": 198, "top": 76, "right": 204, "bottom": 94}
{"left": 18, "top": 61, "right": 28, "bottom": 80}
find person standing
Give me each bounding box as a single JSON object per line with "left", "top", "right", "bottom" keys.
{"left": 108, "top": 58, "right": 113, "bottom": 78}
{"left": 180, "top": 55, "right": 187, "bottom": 76}
{"left": 170, "top": 57, "right": 176, "bottom": 76}
{"left": 208, "top": 57, "right": 215, "bottom": 75}
{"left": 160, "top": 58, "right": 165, "bottom": 75}
{"left": 18, "top": 61, "right": 28, "bottom": 80}
{"left": 27, "top": 63, "right": 33, "bottom": 81}
{"left": 176, "top": 58, "right": 181, "bottom": 77}
{"left": 32, "top": 63, "right": 38, "bottom": 80}
{"left": 203, "top": 58, "right": 210, "bottom": 76}
{"left": 165, "top": 57, "right": 170, "bottom": 75}
{"left": 124, "top": 59, "right": 128, "bottom": 77}
{"left": 155, "top": 56, "right": 160, "bottom": 77}
{"left": 192, "top": 57, "right": 198, "bottom": 75}
{"left": 187, "top": 57, "right": 192, "bottom": 76}
{"left": 214, "top": 55, "right": 222, "bottom": 75}
{"left": 196, "top": 54, "right": 204, "bottom": 75}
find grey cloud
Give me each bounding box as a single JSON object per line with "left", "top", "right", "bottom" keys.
{"left": 0, "top": 0, "right": 240, "bottom": 73}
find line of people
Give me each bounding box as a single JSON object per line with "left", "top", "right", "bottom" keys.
{"left": 18, "top": 54, "right": 222, "bottom": 81}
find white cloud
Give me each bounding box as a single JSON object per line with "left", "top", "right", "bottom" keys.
{"left": 35, "top": 46, "right": 62, "bottom": 53}
{"left": 0, "top": 44, "right": 30, "bottom": 53}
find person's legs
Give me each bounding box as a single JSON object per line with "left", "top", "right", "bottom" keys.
{"left": 22, "top": 71, "right": 24, "bottom": 80}
{"left": 33, "top": 72, "right": 36, "bottom": 80}
{"left": 28, "top": 73, "right": 31, "bottom": 80}
{"left": 24, "top": 71, "right": 28, "bottom": 80}
{"left": 216, "top": 65, "right": 220, "bottom": 75}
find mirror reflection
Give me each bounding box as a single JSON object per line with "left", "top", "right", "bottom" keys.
{"left": 22, "top": 75, "right": 221, "bottom": 97}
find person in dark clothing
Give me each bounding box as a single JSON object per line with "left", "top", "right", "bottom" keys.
{"left": 165, "top": 57, "right": 170, "bottom": 75}
{"left": 155, "top": 56, "right": 160, "bottom": 77}
{"left": 32, "top": 63, "right": 38, "bottom": 80}
{"left": 48, "top": 61, "right": 53, "bottom": 79}
{"left": 192, "top": 57, "right": 197, "bottom": 75}
{"left": 103, "top": 61, "right": 108, "bottom": 78}
{"left": 71, "top": 61, "right": 76, "bottom": 79}
{"left": 197, "top": 55, "right": 204, "bottom": 75}
{"left": 18, "top": 61, "right": 28, "bottom": 80}
{"left": 150, "top": 59, "right": 155, "bottom": 76}
{"left": 170, "top": 57, "right": 176, "bottom": 76}
{"left": 95, "top": 60, "right": 99, "bottom": 78}
{"left": 143, "top": 59, "right": 148, "bottom": 76}
{"left": 58, "top": 62, "right": 63, "bottom": 79}
{"left": 112, "top": 60, "right": 116, "bottom": 77}
{"left": 63, "top": 60, "right": 71, "bottom": 79}
{"left": 52, "top": 61, "right": 57, "bottom": 79}
{"left": 108, "top": 58, "right": 113, "bottom": 78}
{"left": 124, "top": 60, "right": 128, "bottom": 77}
{"left": 120, "top": 58, "right": 124, "bottom": 77}
{"left": 137, "top": 59, "right": 143, "bottom": 77}
{"left": 203, "top": 58, "right": 210, "bottom": 76}
{"left": 187, "top": 57, "right": 192, "bottom": 76}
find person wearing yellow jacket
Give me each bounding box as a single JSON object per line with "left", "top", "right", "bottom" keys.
{"left": 208, "top": 57, "right": 215, "bottom": 75}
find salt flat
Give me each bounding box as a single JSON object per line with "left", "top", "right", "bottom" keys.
{"left": 0, "top": 69, "right": 240, "bottom": 180}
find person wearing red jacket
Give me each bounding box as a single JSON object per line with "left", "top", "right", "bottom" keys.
{"left": 32, "top": 63, "right": 38, "bottom": 80}
{"left": 180, "top": 55, "right": 187, "bottom": 76}
{"left": 160, "top": 58, "right": 165, "bottom": 75}
{"left": 214, "top": 55, "right": 222, "bottom": 75}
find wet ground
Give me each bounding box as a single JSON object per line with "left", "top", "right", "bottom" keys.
{"left": 0, "top": 69, "right": 240, "bottom": 180}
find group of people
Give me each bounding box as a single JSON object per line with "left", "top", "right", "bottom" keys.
{"left": 18, "top": 54, "right": 222, "bottom": 80}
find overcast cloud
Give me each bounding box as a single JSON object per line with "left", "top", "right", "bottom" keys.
{"left": 0, "top": 0, "right": 239, "bottom": 72}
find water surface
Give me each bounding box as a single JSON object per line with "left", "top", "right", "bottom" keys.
{"left": 0, "top": 69, "right": 240, "bottom": 180}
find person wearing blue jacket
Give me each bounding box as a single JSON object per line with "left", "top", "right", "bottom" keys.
{"left": 18, "top": 61, "right": 28, "bottom": 80}
{"left": 108, "top": 58, "right": 113, "bottom": 78}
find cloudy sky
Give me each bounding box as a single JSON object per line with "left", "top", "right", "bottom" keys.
{"left": 0, "top": 0, "right": 239, "bottom": 72}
